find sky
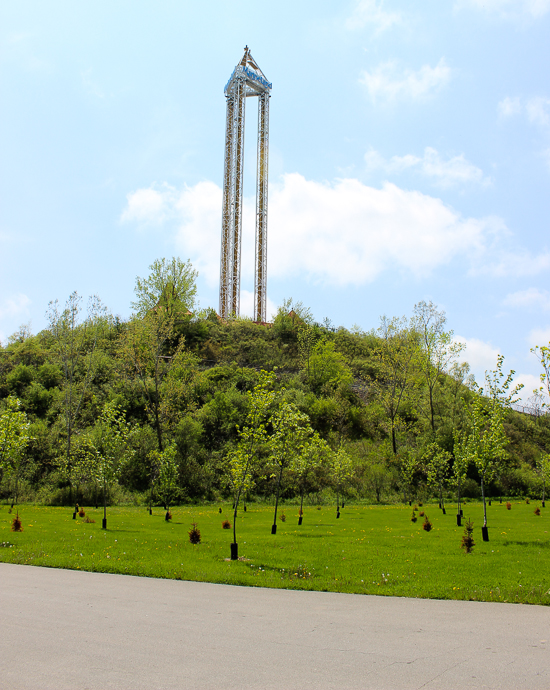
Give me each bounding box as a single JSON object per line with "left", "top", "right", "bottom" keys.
{"left": 1, "top": 0, "right": 549, "bottom": 403}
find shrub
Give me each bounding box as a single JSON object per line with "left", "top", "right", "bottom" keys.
{"left": 410, "top": 510, "right": 417, "bottom": 523}
{"left": 78, "top": 508, "right": 85, "bottom": 518}
{"left": 422, "top": 515, "right": 433, "bottom": 532}
{"left": 506, "top": 502, "right": 512, "bottom": 510}
{"left": 534, "top": 507, "right": 541, "bottom": 516}
{"left": 11, "top": 514, "right": 23, "bottom": 532}
{"left": 165, "top": 511, "right": 172, "bottom": 522}
{"left": 280, "top": 512, "right": 286, "bottom": 522}
{"left": 84, "top": 516, "right": 95, "bottom": 523}
{"left": 419, "top": 511, "right": 425, "bottom": 517}
{"left": 418, "top": 502, "right": 423, "bottom": 507}
{"left": 413, "top": 505, "right": 418, "bottom": 512}
{"left": 461, "top": 518, "right": 475, "bottom": 554}
{"left": 188, "top": 522, "right": 201, "bottom": 544}
{"left": 222, "top": 519, "right": 231, "bottom": 529}
{"left": 525, "top": 498, "right": 530, "bottom": 504}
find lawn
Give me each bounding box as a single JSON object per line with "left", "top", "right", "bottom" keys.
{"left": 1, "top": 500, "right": 549, "bottom": 605}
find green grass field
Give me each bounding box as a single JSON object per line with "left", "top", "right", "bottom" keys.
{"left": 1, "top": 500, "right": 549, "bottom": 605}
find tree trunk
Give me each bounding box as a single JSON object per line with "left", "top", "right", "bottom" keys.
{"left": 272, "top": 464, "right": 284, "bottom": 534}
{"left": 481, "top": 476, "right": 487, "bottom": 527}
{"left": 429, "top": 387, "right": 435, "bottom": 434}
{"left": 102, "top": 476, "right": 107, "bottom": 529}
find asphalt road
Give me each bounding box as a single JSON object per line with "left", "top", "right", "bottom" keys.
{"left": 1, "top": 562, "right": 549, "bottom": 689}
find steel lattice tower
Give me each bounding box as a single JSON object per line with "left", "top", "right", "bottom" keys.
{"left": 219, "top": 47, "right": 271, "bottom": 322}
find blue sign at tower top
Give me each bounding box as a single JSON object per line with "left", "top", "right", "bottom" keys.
{"left": 224, "top": 65, "right": 272, "bottom": 94}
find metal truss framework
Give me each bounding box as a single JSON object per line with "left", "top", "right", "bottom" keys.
{"left": 219, "top": 47, "right": 271, "bottom": 322}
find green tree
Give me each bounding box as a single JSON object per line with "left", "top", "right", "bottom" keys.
{"left": 412, "top": 301, "right": 465, "bottom": 434}
{"left": 131, "top": 257, "right": 198, "bottom": 319}
{"left": 122, "top": 313, "right": 196, "bottom": 452}
{"left": 86, "top": 401, "right": 135, "bottom": 529}
{"left": 451, "top": 431, "right": 471, "bottom": 520}
{"left": 423, "top": 442, "right": 451, "bottom": 512}
{"left": 468, "top": 355, "right": 522, "bottom": 539}
{"left": 530, "top": 343, "right": 550, "bottom": 410}
{"left": 227, "top": 371, "right": 276, "bottom": 558}
{"left": 267, "top": 400, "right": 312, "bottom": 534}
{"left": 371, "top": 316, "right": 421, "bottom": 455}
{"left": 393, "top": 447, "right": 418, "bottom": 505}
{"left": 46, "top": 291, "right": 108, "bottom": 502}
{"left": 308, "top": 338, "right": 353, "bottom": 394}
{"left": 297, "top": 324, "right": 317, "bottom": 378}
{"left": 0, "top": 397, "right": 31, "bottom": 512}
{"left": 150, "top": 441, "right": 179, "bottom": 520}
{"left": 331, "top": 446, "right": 353, "bottom": 517}
{"left": 290, "top": 432, "right": 331, "bottom": 522}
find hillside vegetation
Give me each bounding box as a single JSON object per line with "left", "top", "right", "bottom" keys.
{"left": 1, "top": 258, "right": 549, "bottom": 509}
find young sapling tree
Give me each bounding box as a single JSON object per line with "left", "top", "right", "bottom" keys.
{"left": 331, "top": 446, "right": 353, "bottom": 518}
{"left": 227, "top": 371, "right": 276, "bottom": 559}
{"left": 468, "top": 356, "right": 522, "bottom": 541}
{"left": 290, "top": 432, "right": 330, "bottom": 524}
{"left": 150, "top": 441, "right": 179, "bottom": 520}
{"left": 423, "top": 442, "right": 451, "bottom": 513}
{"left": 451, "top": 431, "right": 471, "bottom": 526}
{"left": 0, "top": 397, "right": 31, "bottom": 515}
{"left": 86, "top": 401, "right": 135, "bottom": 529}
{"left": 267, "top": 400, "right": 312, "bottom": 534}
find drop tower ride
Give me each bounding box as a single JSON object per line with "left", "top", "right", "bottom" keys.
{"left": 219, "top": 47, "right": 271, "bottom": 322}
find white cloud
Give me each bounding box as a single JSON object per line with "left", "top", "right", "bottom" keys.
{"left": 122, "top": 174, "right": 508, "bottom": 289}
{"left": 471, "top": 248, "right": 550, "bottom": 277}
{"left": 455, "top": 335, "right": 501, "bottom": 380}
{"left": 504, "top": 287, "right": 550, "bottom": 310}
{"left": 528, "top": 326, "right": 550, "bottom": 348}
{"left": 364, "top": 146, "right": 490, "bottom": 187}
{"left": 498, "top": 96, "right": 522, "bottom": 118}
{"left": 0, "top": 293, "right": 31, "bottom": 319}
{"left": 121, "top": 173, "right": 546, "bottom": 291}
{"left": 511, "top": 373, "right": 549, "bottom": 405}
{"left": 345, "top": 0, "right": 402, "bottom": 33}
{"left": 239, "top": 290, "right": 278, "bottom": 322}
{"left": 456, "top": 0, "right": 550, "bottom": 18}
{"left": 0, "top": 294, "right": 31, "bottom": 345}
{"left": 526, "top": 97, "right": 550, "bottom": 126}
{"left": 498, "top": 95, "right": 550, "bottom": 127}
{"left": 359, "top": 59, "right": 451, "bottom": 103}
{"left": 121, "top": 184, "right": 178, "bottom": 226}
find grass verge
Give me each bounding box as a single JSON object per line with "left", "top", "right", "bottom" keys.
{"left": 1, "top": 501, "right": 549, "bottom": 605}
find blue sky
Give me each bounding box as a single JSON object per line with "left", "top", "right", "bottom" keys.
{"left": 1, "top": 0, "right": 549, "bottom": 401}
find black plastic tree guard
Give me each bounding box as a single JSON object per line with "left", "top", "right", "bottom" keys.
{"left": 271, "top": 524, "right": 277, "bottom": 534}
{"left": 456, "top": 514, "right": 462, "bottom": 526}
{"left": 481, "top": 526, "right": 489, "bottom": 542}
{"left": 336, "top": 510, "right": 340, "bottom": 519}
{"left": 102, "top": 518, "right": 107, "bottom": 530}
{"left": 442, "top": 508, "right": 446, "bottom": 515}
{"left": 230, "top": 543, "right": 238, "bottom": 560}
{"left": 298, "top": 516, "right": 303, "bottom": 525}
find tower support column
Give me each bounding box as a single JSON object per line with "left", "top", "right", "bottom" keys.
{"left": 219, "top": 47, "right": 271, "bottom": 321}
